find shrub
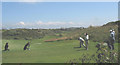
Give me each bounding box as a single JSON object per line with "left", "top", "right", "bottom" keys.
{"left": 67, "top": 43, "right": 118, "bottom": 63}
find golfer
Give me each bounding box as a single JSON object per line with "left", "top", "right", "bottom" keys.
{"left": 84, "top": 33, "right": 89, "bottom": 50}
{"left": 24, "top": 42, "right": 30, "bottom": 50}
{"left": 109, "top": 29, "right": 115, "bottom": 50}
{"left": 78, "top": 37, "right": 86, "bottom": 49}
{"left": 4, "top": 42, "right": 9, "bottom": 51}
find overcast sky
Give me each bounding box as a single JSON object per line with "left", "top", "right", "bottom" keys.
{"left": 2, "top": 2, "right": 118, "bottom": 29}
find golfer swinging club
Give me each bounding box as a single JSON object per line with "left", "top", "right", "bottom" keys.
{"left": 78, "top": 37, "right": 86, "bottom": 49}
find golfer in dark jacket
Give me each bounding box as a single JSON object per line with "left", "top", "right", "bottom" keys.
{"left": 24, "top": 42, "right": 30, "bottom": 50}
{"left": 4, "top": 42, "right": 9, "bottom": 51}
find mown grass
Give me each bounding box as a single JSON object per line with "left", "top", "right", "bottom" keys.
{"left": 2, "top": 36, "right": 118, "bottom": 63}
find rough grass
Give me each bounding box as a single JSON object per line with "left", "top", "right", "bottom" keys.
{"left": 2, "top": 36, "right": 118, "bottom": 63}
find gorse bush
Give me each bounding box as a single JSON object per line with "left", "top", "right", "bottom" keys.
{"left": 67, "top": 43, "right": 118, "bottom": 64}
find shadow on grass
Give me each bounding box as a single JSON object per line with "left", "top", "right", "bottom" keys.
{"left": 2, "top": 50, "right": 10, "bottom": 52}
{"left": 74, "top": 47, "right": 86, "bottom": 51}
{"left": 76, "top": 49, "right": 86, "bottom": 51}
{"left": 74, "top": 47, "right": 81, "bottom": 48}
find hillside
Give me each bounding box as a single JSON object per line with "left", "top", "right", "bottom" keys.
{"left": 2, "top": 21, "right": 119, "bottom": 42}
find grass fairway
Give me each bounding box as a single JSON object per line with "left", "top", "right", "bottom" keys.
{"left": 2, "top": 37, "right": 118, "bottom": 63}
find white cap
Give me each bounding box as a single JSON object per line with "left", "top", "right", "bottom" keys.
{"left": 109, "top": 30, "right": 112, "bottom": 32}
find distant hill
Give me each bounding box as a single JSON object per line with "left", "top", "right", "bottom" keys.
{"left": 2, "top": 21, "right": 119, "bottom": 42}
{"left": 103, "top": 20, "right": 119, "bottom": 26}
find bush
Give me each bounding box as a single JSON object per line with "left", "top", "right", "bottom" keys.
{"left": 67, "top": 43, "right": 118, "bottom": 63}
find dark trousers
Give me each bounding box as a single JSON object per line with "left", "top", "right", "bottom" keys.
{"left": 80, "top": 41, "right": 86, "bottom": 48}
{"left": 85, "top": 40, "right": 88, "bottom": 50}
{"left": 4, "top": 47, "right": 9, "bottom": 51}
{"left": 110, "top": 38, "right": 115, "bottom": 50}
{"left": 111, "top": 44, "right": 114, "bottom": 50}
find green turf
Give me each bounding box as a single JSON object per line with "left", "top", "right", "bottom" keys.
{"left": 2, "top": 37, "right": 118, "bottom": 63}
